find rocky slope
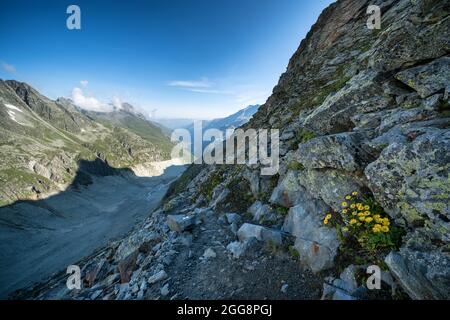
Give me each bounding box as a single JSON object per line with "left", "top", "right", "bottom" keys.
{"left": 0, "top": 81, "right": 173, "bottom": 205}
{"left": 14, "top": 0, "right": 449, "bottom": 300}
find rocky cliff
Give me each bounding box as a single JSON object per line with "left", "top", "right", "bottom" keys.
{"left": 14, "top": 0, "right": 449, "bottom": 300}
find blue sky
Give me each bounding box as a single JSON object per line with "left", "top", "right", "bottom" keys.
{"left": 0, "top": 0, "right": 334, "bottom": 119}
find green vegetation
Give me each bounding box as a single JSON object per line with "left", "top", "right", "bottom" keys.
{"left": 324, "top": 192, "right": 405, "bottom": 266}
{"left": 163, "top": 164, "right": 204, "bottom": 204}
{"left": 288, "top": 161, "right": 305, "bottom": 171}
{"left": 289, "top": 246, "right": 300, "bottom": 261}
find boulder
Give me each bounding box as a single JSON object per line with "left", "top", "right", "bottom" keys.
{"left": 365, "top": 127, "right": 450, "bottom": 241}
{"left": 147, "top": 270, "right": 168, "bottom": 284}
{"left": 395, "top": 57, "right": 450, "bottom": 98}
{"left": 166, "top": 214, "right": 196, "bottom": 233}
{"left": 225, "top": 213, "right": 241, "bottom": 225}
{"left": 83, "top": 258, "right": 109, "bottom": 287}
{"left": 117, "top": 252, "right": 138, "bottom": 284}
{"left": 297, "top": 132, "right": 371, "bottom": 171}
{"left": 237, "top": 223, "right": 282, "bottom": 245}
{"left": 226, "top": 238, "right": 259, "bottom": 259}
{"left": 283, "top": 203, "right": 338, "bottom": 273}
{"left": 385, "top": 249, "right": 450, "bottom": 300}
{"left": 248, "top": 201, "right": 276, "bottom": 222}
{"left": 269, "top": 170, "right": 305, "bottom": 208}
{"left": 297, "top": 169, "right": 364, "bottom": 212}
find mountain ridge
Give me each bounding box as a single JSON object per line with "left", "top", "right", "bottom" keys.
{"left": 0, "top": 79, "right": 174, "bottom": 206}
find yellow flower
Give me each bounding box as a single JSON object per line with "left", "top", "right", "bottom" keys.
{"left": 365, "top": 217, "right": 373, "bottom": 223}
{"left": 381, "top": 226, "right": 390, "bottom": 233}
{"left": 372, "top": 227, "right": 381, "bottom": 233}
{"left": 326, "top": 214, "right": 332, "bottom": 220}
{"left": 383, "top": 219, "right": 390, "bottom": 226}
{"left": 359, "top": 217, "right": 366, "bottom": 222}
{"left": 349, "top": 219, "right": 357, "bottom": 225}
{"left": 323, "top": 219, "right": 329, "bottom": 225}
{"left": 364, "top": 211, "right": 371, "bottom": 216}
{"left": 345, "top": 195, "right": 352, "bottom": 200}
{"left": 350, "top": 204, "right": 356, "bottom": 209}
{"left": 352, "top": 211, "right": 357, "bottom": 216}
{"left": 373, "top": 214, "right": 381, "bottom": 219}
{"left": 352, "top": 191, "right": 358, "bottom": 196}
{"left": 358, "top": 212, "right": 364, "bottom": 217}
{"left": 364, "top": 205, "right": 370, "bottom": 210}
{"left": 342, "top": 209, "right": 348, "bottom": 214}
{"left": 341, "top": 202, "right": 348, "bottom": 208}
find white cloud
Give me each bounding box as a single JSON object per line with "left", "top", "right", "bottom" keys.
{"left": 167, "top": 78, "right": 234, "bottom": 95}
{"left": 71, "top": 87, "right": 112, "bottom": 112}
{"left": 168, "top": 78, "right": 212, "bottom": 89}
{"left": 1, "top": 61, "right": 16, "bottom": 74}
{"left": 80, "top": 80, "right": 89, "bottom": 87}
{"left": 112, "top": 96, "right": 123, "bottom": 109}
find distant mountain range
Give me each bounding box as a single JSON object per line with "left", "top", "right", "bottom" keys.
{"left": 0, "top": 80, "right": 173, "bottom": 206}
{"left": 200, "top": 104, "right": 260, "bottom": 133}
{"left": 185, "top": 104, "right": 260, "bottom": 154}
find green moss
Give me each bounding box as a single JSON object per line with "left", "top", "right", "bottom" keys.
{"left": 289, "top": 246, "right": 300, "bottom": 261}
{"left": 290, "top": 128, "right": 316, "bottom": 150}
{"left": 288, "top": 161, "right": 305, "bottom": 171}
{"left": 276, "top": 206, "right": 289, "bottom": 216}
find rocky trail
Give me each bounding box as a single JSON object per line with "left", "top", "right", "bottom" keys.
{"left": 12, "top": 201, "right": 324, "bottom": 300}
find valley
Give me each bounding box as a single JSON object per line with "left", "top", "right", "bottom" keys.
{"left": 0, "top": 160, "right": 186, "bottom": 298}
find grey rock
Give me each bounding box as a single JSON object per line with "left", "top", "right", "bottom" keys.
{"left": 395, "top": 57, "right": 450, "bottom": 98}
{"left": 248, "top": 201, "right": 275, "bottom": 222}
{"left": 166, "top": 214, "right": 196, "bottom": 233}
{"left": 298, "top": 132, "right": 371, "bottom": 171}
{"left": 385, "top": 249, "right": 450, "bottom": 300}
{"left": 147, "top": 270, "right": 168, "bottom": 284}
{"left": 237, "top": 223, "right": 282, "bottom": 245}
{"left": 332, "top": 288, "right": 357, "bottom": 300}
{"left": 365, "top": 127, "right": 450, "bottom": 241}
{"left": 160, "top": 283, "right": 170, "bottom": 296}
{"left": 203, "top": 248, "right": 217, "bottom": 259}
{"left": 227, "top": 241, "right": 247, "bottom": 259}
{"left": 284, "top": 203, "right": 338, "bottom": 273}
{"left": 225, "top": 213, "right": 241, "bottom": 225}
{"left": 226, "top": 238, "right": 259, "bottom": 259}
{"left": 298, "top": 169, "right": 364, "bottom": 212}
{"left": 269, "top": 170, "right": 305, "bottom": 208}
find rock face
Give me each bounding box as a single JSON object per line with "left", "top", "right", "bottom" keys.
{"left": 395, "top": 57, "right": 450, "bottom": 99}
{"left": 11, "top": 0, "right": 450, "bottom": 300}
{"left": 175, "top": 0, "right": 449, "bottom": 298}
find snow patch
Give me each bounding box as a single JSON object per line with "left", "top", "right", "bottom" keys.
{"left": 5, "top": 103, "right": 23, "bottom": 113}
{"left": 7, "top": 110, "right": 27, "bottom": 126}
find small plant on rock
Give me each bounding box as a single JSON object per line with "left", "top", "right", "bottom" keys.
{"left": 323, "top": 192, "right": 404, "bottom": 257}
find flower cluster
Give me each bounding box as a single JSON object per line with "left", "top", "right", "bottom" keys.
{"left": 323, "top": 192, "right": 403, "bottom": 256}
{"left": 334, "top": 192, "right": 391, "bottom": 234}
